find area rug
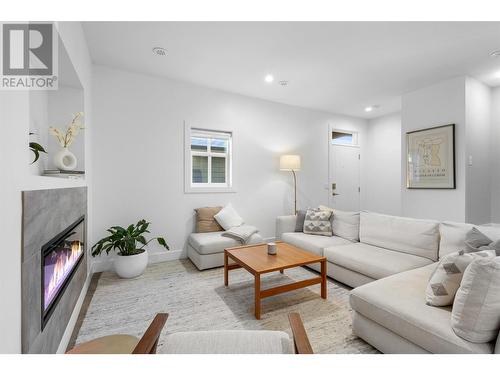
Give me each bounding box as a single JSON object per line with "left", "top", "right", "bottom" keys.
{"left": 73, "top": 259, "right": 377, "bottom": 354}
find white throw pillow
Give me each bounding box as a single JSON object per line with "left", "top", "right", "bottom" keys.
{"left": 214, "top": 203, "right": 244, "bottom": 230}
{"left": 425, "top": 250, "right": 497, "bottom": 307}
{"left": 451, "top": 256, "right": 500, "bottom": 343}
{"left": 318, "top": 205, "right": 360, "bottom": 242}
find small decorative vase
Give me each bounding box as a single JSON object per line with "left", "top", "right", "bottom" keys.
{"left": 267, "top": 242, "right": 277, "bottom": 255}
{"left": 114, "top": 249, "right": 149, "bottom": 279}
{"left": 53, "top": 147, "right": 77, "bottom": 171}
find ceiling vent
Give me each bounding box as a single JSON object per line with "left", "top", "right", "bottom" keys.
{"left": 152, "top": 47, "right": 167, "bottom": 56}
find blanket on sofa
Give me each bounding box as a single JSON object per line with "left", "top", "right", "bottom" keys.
{"left": 222, "top": 225, "right": 259, "bottom": 244}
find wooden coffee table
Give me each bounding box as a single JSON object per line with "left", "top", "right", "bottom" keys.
{"left": 224, "top": 241, "right": 327, "bottom": 319}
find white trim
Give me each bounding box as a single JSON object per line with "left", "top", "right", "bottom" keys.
{"left": 184, "top": 122, "right": 236, "bottom": 193}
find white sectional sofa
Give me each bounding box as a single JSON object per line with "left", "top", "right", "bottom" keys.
{"left": 276, "top": 211, "right": 500, "bottom": 354}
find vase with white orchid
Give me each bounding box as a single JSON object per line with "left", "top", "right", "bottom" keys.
{"left": 49, "top": 112, "right": 85, "bottom": 171}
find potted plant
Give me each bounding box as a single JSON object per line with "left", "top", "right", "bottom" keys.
{"left": 91, "top": 219, "right": 169, "bottom": 278}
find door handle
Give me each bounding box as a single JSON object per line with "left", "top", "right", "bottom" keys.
{"left": 332, "top": 183, "right": 339, "bottom": 196}
{"left": 332, "top": 192, "right": 340, "bottom": 196}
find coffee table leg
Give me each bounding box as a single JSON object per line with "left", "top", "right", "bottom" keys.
{"left": 280, "top": 269, "right": 284, "bottom": 274}
{"left": 224, "top": 251, "right": 229, "bottom": 286}
{"left": 255, "top": 274, "right": 261, "bottom": 319}
{"left": 321, "top": 259, "right": 327, "bottom": 299}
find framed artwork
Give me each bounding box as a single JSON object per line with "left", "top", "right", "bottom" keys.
{"left": 406, "top": 124, "right": 455, "bottom": 189}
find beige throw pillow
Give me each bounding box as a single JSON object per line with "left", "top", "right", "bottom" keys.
{"left": 425, "top": 250, "right": 497, "bottom": 307}
{"left": 194, "top": 207, "right": 223, "bottom": 233}
{"left": 451, "top": 256, "right": 500, "bottom": 343}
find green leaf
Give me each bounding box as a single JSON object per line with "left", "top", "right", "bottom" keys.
{"left": 29, "top": 142, "right": 47, "bottom": 153}
{"left": 157, "top": 237, "right": 169, "bottom": 250}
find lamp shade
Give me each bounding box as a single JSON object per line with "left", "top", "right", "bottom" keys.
{"left": 280, "top": 155, "right": 301, "bottom": 171}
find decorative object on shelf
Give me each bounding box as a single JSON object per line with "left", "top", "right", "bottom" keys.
{"left": 43, "top": 170, "right": 85, "bottom": 180}
{"left": 406, "top": 124, "right": 455, "bottom": 189}
{"left": 49, "top": 112, "right": 84, "bottom": 171}
{"left": 280, "top": 154, "right": 301, "bottom": 214}
{"left": 267, "top": 242, "right": 277, "bottom": 255}
{"left": 29, "top": 132, "right": 47, "bottom": 164}
{"left": 91, "top": 219, "right": 169, "bottom": 279}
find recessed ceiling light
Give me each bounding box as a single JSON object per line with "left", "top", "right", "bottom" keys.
{"left": 152, "top": 47, "right": 167, "bottom": 56}
{"left": 490, "top": 50, "right": 500, "bottom": 58}
{"left": 264, "top": 74, "right": 274, "bottom": 83}
{"left": 365, "top": 105, "right": 380, "bottom": 112}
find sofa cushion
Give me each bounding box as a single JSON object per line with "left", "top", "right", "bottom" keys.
{"left": 325, "top": 243, "right": 433, "bottom": 280}
{"left": 162, "top": 330, "right": 293, "bottom": 354}
{"left": 350, "top": 264, "right": 494, "bottom": 354}
{"left": 425, "top": 250, "right": 497, "bottom": 307}
{"left": 188, "top": 231, "right": 262, "bottom": 255}
{"left": 360, "top": 211, "right": 440, "bottom": 261}
{"left": 319, "top": 205, "right": 360, "bottom": 242}
{"left": 451, "top": 257, "right": 500, "bottom": 343}
{"left": 194, "top": 206, "right": 223, "bottom": 233}
{"left": 281, "top": 232, "right": 351, "bottom": 256}
{"left": 439, "top": 222, "right": 500, "bottom": 258}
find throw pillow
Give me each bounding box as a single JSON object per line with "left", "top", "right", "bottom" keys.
{"left": 214, "top": 203, "right": 244, "bottom": 230}
{"left": 425, "top": 250, "right": 497, "bottom": 307}
{"left": 295, "top": 210, "right": 307, "bottom": 232}
{"left": 464, "top": 227, "right": 492, "bottom": 253}
{"left": 451, "top": 256, "right": 500, "bottom": 343}
{"left": 303, "top": 209, "right": 333, "bottom": 237}
{"left": 318, "top": 205, "right": 360, "bottom": 242}
{"left": 194, "top": 206, "right": 223, "bottom": 233}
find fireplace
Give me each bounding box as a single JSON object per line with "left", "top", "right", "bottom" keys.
{"left": 41, "top": 215, "right": 85, "bottom": 329}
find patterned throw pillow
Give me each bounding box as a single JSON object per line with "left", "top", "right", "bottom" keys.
{"left": 425, "top": 249, "right": 497, "bottom": 306}
{"left": 303, "top": 209, "right": 333, "bottom": 237}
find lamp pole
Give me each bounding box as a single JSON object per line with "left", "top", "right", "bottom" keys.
{"left": 292, "top": 169, "right": 297, "bottom": 214}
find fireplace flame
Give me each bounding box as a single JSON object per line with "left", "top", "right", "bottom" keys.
{"left": 45, "top": 241, "right": 83, "bottom": 309}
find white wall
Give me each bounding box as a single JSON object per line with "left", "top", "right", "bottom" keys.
{"left": 0, "top": 22, "right": 92, "bottom": 354}
{"left": 364, "top": 112, "right": 402, "bottom": 215}
{"left": 401, "top": 77, "right": 467, "bottom": 222}
{"left": 91, "top": 65, "right": 367, "bottom": 267}
{"left": 491, "top": 87, "right": 500, "bottom": 224}
{"left": 465, "top": 77, "right": 491, "bottom": 225}
{"left": 47, "top": 86, "right": 85, "bottom": 170}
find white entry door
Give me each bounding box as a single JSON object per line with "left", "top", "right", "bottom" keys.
{"left": 328, "top": 144, "right": 360, "bottom": 211}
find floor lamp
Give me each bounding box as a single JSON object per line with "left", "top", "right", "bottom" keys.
{"left": 280, "top": 155, "right": 301, "bottom": 214}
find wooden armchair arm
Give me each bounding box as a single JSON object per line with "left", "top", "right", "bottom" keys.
{"left": 288, "top": 312, "right": 313, "bottom": 354}
{"left": 132, "top": 313, "right": 169, "bottom": 354}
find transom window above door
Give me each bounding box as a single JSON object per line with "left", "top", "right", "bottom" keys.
{"left": 185, "top": 126, "right": 234, "bottom": 193}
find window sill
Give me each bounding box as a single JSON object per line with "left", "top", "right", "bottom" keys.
{"left": 184, "top": 186, "right": 237, "bottom": 194}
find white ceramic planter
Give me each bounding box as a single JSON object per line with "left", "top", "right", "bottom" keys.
{"left": 53, "top": 147, "right": 77, "bottom": 171}
{"left": 114, "top": 250, "right": 148, "bottom": 278}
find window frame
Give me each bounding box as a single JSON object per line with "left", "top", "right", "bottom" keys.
{"left": 184, "top": 123, "right": 235, "bottom": 193}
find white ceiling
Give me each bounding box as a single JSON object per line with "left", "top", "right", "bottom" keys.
{"left": 82, "top": 22, "right": 500, "bottom": 118}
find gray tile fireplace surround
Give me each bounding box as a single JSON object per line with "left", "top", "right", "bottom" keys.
{"left": 22, "top": 187, "right": 87, "bottom": 354}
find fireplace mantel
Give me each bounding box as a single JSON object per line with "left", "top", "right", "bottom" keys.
{"left": 21, "top": 187, "right": 87, "bottom": 354}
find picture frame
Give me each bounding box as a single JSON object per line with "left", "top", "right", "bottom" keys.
{"left": 406, "top": 124, "right": 456, "bottom": 189}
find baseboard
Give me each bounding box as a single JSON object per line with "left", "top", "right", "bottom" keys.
{"left": 56, "top": 268, "right": 92, "bottom": 354}
{"left": 91, "top": 249, "right": 184, "bottom": 273}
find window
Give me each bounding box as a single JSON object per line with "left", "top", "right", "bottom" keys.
{"left": 185, "top": 127, "right": 233, "bottom": 192}
{"left": 331, "top": 130, "right": 358, "bottom": 146}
